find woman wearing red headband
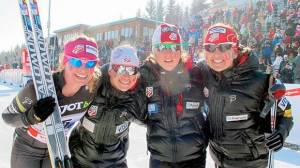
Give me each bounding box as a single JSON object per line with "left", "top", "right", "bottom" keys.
{"left": 201, "top": 23, "right": 293, "bottom": 168}
{"left": 2, "top": 36, "right": 100, "bottom": 168}
{"left": 138, "top": 23, "right": 208, "bottom": 168}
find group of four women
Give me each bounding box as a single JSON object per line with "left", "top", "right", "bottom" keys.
{"left": 2, "top": 22, "right": 293, "bottom": 168}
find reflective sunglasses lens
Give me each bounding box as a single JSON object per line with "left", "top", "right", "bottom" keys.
{"left": 69, "top": 58, "right": 82, "bottom": 68}
{"left": 85, "top": 60, "right": 97, "bottom": 68}
{"left": 204, "top": 44, "right": 217, "bottom": 52}
{"left": 113, "top": 65, "right": 137, "bottom": 75}
{"left": 126, "top": 67, "right": 138, "bottom": 75}
{"left": 219, "top": 43, "right": 232, "bottom": 52}
{"left": 156, "top": 44, "right": 178, "bottom": 52}
{"left": 117, "top": 66, "right": 126, "bottom": 74}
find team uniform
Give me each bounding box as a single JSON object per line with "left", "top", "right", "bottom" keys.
{"left": 69, "top": 46, "right": 142, "bottom": 168}
{"left": 200, "top": 52, "right": 293, "bottom": 168}
{"left": 2, "top": 71, "right": 94, "bottom": 168}
{"left": 139, "top": 59, "right": 208, "bottom": 168}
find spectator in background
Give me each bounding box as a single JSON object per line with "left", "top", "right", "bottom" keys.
{"left": 280, "top": 62, "right": 294, "bottom": 83}
{"left": 258, "top": 56, "right": 267, "bottom": 73}
{"left": 272, "top": 54, "right": 284, "bottom": 78}
{"left": 274, "top": 44, "right": 284, "bottom": 57}
{"left": 262, "top": 40, "right": 273, "bottom": 65}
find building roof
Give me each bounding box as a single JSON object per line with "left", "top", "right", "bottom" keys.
{"left": 54, "top": 24, "right": 90, "bottom": 33}
{"left": 88, "top": 17, "right": 161, "bottom": 31}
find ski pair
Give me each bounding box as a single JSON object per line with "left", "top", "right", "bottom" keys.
{"left": 17, "top": 0, "right": 72, "bottom": 167}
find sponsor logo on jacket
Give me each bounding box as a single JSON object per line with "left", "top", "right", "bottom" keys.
{"left": 115, "top": 122, "right": 129, "bottom": 134}
{"left": 60, "top": 101, "right": 90, "bottom": 114}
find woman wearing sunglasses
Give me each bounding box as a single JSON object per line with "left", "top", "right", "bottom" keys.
{"left": 69, "top": 45, "right": 141, "bottom": 168}
{"left": 2, "top": 36, "right": 100, "bottom": 168}
{"left": 201, "top": 23, "right": 293, "bottom": 168}
{"left": 138, "top": 23, "right": 208, "bottom": 168}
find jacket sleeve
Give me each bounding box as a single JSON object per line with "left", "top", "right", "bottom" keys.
{"left": 1, "top": 81, "right": 37, "bottom": 127}
{"left": 275, "top": 96, "right": 293, "bottom": 140}
{"left": 117, "top": 87, "right": 148, "bottom": 125}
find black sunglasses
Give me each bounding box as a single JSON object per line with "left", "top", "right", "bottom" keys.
{"left": 203, "top": 43, "right": 233, "bottom": 53}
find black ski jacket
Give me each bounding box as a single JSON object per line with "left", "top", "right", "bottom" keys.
{"left": 139, "top": 59, "right": 208, "bottom": 164}
{"left": 2, "top": 71, "right": 94, "bottom": 148}
{"left": 200, "top": 52, "right": 293, "bottom": 168}
{"left": 69, "top": 65, "right": 142, "bottom": 168}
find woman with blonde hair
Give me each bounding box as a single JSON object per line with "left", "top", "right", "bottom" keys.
{"left": 2, "top": 36, "right": 100, "bottom": 168}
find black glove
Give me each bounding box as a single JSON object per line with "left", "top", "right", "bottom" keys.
{"left": 266, "top": 130, "right": 284, "bottom": 152}
{"left": 24, "top": 96, "right": 56, "bottom": 125}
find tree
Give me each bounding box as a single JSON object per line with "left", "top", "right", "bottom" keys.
{"left": 165, "top": 0, "right": 176, "bottom": 24}
{"left": 183, "top": 6, "right": 190, "bottom": 26}
{"left": 190, "top": 0, "right": 209, "bottom": 16}
{"left": 156, "top": 0, "right": 164, "bottom": 22}
{"left": 174, "top": 4, "right": 183, "bottom": 25}
{"left": 145, "top": 0, "right": 156, "bottom": 20}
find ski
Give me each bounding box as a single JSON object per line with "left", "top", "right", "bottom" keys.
{"left": 267, "top": 76, "right": 277, "bottom": 168}
{"left": 17, "top": 0, "right": 71, "bottom": 167}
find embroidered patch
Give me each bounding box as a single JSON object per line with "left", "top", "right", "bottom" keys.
{"left": 87, "top": 105, "right": 98, "bottom": 117}
{"left": 72, "top": 44, "right": 84, "bottom": 54}
{"left": 148, "top": 103, "right": 159, "bottom": 114}
{"left": 22, "top": 97, "right": 33, "bottom": 105}
{"left": 209, "top": 27, "right": 226, "bottom": 34}
{"left": 229, "top": 95, "right": 236, "bottom": 104}
{"left": 146, "top": 86, "right": 154, "bottom": 98}
{"left": 86, "top": 45, "right": 98, "bottom": 56}
{"left": 186, "top": 102, "right": 200, "bottom": 109}
{"left": 226, "top": 114, "right": 248, "bottom": 122}
{"left": 278, "top": 97, "right": 288, "bottom": 111}
{"left": 115, "top": 122, "right": 129, "bottom": 134}
{"left": 169, "top": 33, "right": 178, "bottom": 40}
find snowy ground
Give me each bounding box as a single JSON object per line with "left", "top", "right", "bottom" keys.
{"left": 0, "top": 82, "right": 299, "bottom": 168}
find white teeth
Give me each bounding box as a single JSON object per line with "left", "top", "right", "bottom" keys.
{"left": 213, "top": 60, "right": 223, "bottom": 63}
{"left": 120, "top": 79, "right": 130, "bottom": 85}
{"left": 75, "top": 73, "right": 87, "bottom": 79}
{"left": 164, "top": 59, "right": 173, "bottom": 63}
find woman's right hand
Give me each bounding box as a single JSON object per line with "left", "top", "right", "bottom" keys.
{"left": 24, "top": 96, "right": 56, "bottom": 125}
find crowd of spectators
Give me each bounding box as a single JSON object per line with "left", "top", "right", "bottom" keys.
{"left": 178, "top": 0, "right": 300, "bottom": 84}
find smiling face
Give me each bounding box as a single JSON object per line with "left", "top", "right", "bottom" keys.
{"left": 205, "top": 46, "right": 237, "bottom": 72}
{"left": 64, "top": 62, "right": 94, "bottom": 87}
{"left": 154, "top": 49, "right": 181, "bottom": 71}
{"left": 108, "top": 68, "right": 138, "bottom": 92}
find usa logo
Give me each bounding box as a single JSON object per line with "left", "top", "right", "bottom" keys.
{"left": 72, "top": 44, "right": 84, "bottom": 54}
{"left": 208, "top": 33, "right": 219, "bottom": 42}
{"left": 124, "top": 57, "right": 131, "bottom": 63}
{"left": 146, "top": 86, "right": 153, "bottom": 98}
{"left": 169, "top": 33, "right": 178, "bottom": 41}
{"left": 87, "top": 105, "right": 98, "bottom": 117}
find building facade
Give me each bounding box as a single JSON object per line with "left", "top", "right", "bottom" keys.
{"left": 52, "top": 17, "right": 158, "bottom": 64}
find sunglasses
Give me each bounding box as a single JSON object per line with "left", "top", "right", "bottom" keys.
{"left": 154, "top": 43, "right": 181, "bottom": 52}
{"left": 111, "top": 65, "right": 138, "bottom": 76}
{"left": 65, "top": 55, "right": 98, "bottom": 69}
{"left": 203, "top": 43, "right": 233, "bottom": 53}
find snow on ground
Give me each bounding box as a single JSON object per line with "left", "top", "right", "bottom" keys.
{"left": 0, "top": 82, "right": 299, "bottom": 168}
